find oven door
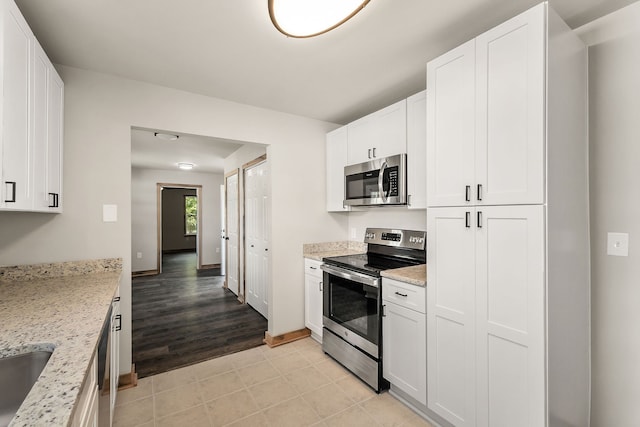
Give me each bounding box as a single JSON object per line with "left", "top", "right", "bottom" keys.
{"left": 321, "top": 264, "right": 381, "bottom": 358}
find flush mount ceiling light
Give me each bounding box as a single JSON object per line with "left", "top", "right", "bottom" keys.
{"left": 178, "top": 162, "right": 194, "bottom": 170}
{"left": 154, "top": 132, "right": 179, "bottom": 141}
{"left": 268, "top": 0, "right": 370, "bottom": 38}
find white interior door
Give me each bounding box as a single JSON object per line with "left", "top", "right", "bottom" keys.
{"left": 220, "top": 184, "right": 226, "bottom": 276}
{"left": 244, "top": 160, "right": 269, "bottom": 319}
{"left": 225, "top": 172, "right": 239, "bottom": 296}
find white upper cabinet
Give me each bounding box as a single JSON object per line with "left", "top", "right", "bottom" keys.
{"left": 1, "top": 0, "right": 64, "bottom": 213}
{"left": 347, "top": 100, "right": 407, "bottom": 165}
{"left": 426, "top": 40, "right": 476, "bottom": 207}
{"left": 406, "top": 90, "right": 426, "bottom": 209}
{"left": 1, "top": 0, "right": 33, "bottom": 211}
{"left": 475, "top": 6, "right": 544, "bottom": 206}
{"left": 427, "top": 4, "right": 545, "bottom": 207}
{"left": 326, "top": 126, "right": 349, "bottom": 212}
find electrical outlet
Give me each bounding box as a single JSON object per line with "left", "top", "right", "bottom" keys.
{"left": 136, "top": 252, "right": 142, "bottom": 259}
{"left": 607, "top": 232, "right": 629, "bottom": 257}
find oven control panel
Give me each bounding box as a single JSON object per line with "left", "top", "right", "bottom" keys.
{"left": 364, "top": 228, "right": 426, "bottom": 250}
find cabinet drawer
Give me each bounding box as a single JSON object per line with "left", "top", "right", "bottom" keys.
{"left": 382, "top": 278, "right": 425, "bottom": 313}
{"left": 304, "top": 259, "right": 323, "bottom": 279}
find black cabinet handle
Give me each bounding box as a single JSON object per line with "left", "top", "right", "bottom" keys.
{"left": 477, "top": 211, "right": 483, "bottom": 228}
{"left": 465, "top": 212, "right": 471, "bottom": 228}
{"left": 48, "top": 193, "right": 59, "bottom": 208}
{"left": 319, "top": 281, "right": 323, "bottom": 291}
{"left": 465, "top": 185, "right": 471, "bottom": 202}
{"left": 477, "top": 184, "right": 483, "bottom": 201}
{"left": 372, "top": 147, "right": 376, "bottom": 158}
{"left": 394, "top": 291, "right": 408, "bottom": 297}
{"left": 5, "top": 182, "right": 16, "bottom": 203}
{"left": 382, "top": 304, "right": 386, "bottom": 317}
{"left": 114, "top": 314, "right": 122, "bottom": 332}
{"left": 113, "top": 296, "right": 120, "bottom": 302}
{"left": 368, "top": 148, "right": 372, "bottom": 159}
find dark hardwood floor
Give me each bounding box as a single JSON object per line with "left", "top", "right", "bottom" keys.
{"left": 132, "top": 252, "right": 267, "bottom": 378}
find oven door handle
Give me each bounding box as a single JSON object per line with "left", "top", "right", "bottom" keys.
{"left": 321, "top": 264, "right": 380, "bottom": 288}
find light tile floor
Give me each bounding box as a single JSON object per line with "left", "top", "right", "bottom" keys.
{"left": 114, "top": 337, "right": 434, "bottom": 427}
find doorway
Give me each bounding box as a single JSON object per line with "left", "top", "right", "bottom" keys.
{"left": 156, "top": 183, "right": 203, "bottom": 273}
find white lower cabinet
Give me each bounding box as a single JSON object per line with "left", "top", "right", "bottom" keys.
{"left": 72, "top": 353, "right": 98, "bottom": 427}
{"left": 382, "top": 278, "right": 426, "bottom": 405}
{"left": 304, "top": 259, "right": 323, "bottom": 342}
{"left": 427, "top": 205, "right": 544, "bottom": 426}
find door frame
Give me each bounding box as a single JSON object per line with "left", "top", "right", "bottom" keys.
{"left": 242, "top": 154, "right": 268, "bottom": 311}
{"left": 224, "top": 169, "right": 240, "bottom": 299}
{"left": 156, "top": 183, "right": 203, "bottom": 273}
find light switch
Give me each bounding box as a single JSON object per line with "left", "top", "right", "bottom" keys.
{"left": 607, "top": 232, "right": 629, "bottom": 256}
{"left": 103, "top": 204, "right": 118, "bottom": 222}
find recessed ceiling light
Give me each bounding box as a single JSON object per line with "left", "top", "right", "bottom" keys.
{"left": 268, "top": 0, "right": 370, "bottom": 38}
{"left": 154, "top": 132, "right": 179, "bottom": 141}
{"left": 178, "top": 162, "right": 194, "bottom": 170}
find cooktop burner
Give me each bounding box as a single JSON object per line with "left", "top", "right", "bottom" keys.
{"left": 323, "top": 253, "right": 422, "bottom": 276}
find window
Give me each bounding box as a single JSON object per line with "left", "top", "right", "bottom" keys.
{"left": 184, "top": 195, "right": 197, "bottom": 235}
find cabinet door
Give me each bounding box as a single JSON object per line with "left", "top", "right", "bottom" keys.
{"left": 426, "top": 40, "right": 476, "bottom": 207}
{"left": 304, "top": 273, "right": 323, "bottom": 341}
{"left": 475, "top": 4, "right": 545, "bottom": 206}
{"left": 382, "top": 300, "right": 426, "bottom": 405}
{"left": 47, "top": 68, "right": 64, "bottom": 212}
{"left": 347, "top": 114, "right": 373, "bottom": 165}
{"left": 475, "top": 205, "right": 544, "bottom": 427}
{"left": 370, "top": 99, "right": 407, "bottom": 159}
{"left": 427, "top": 207, "right": 476, "bottom": 426}
{"left": 326, "top": 126, "right": 349, "bottom": 212}
{"left": 1, "top": 0, "right": 33, "bottom": 210}
{"left": 32, "top": 41, "right": 50, "bottom": 211}
{"left": 110, "top": 292, "right": 120, "bottom": 422}
{"left": 406, "top": 91, "right": 426, "bottom": 209}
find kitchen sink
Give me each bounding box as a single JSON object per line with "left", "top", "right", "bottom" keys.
{"left": 0, "top": 351, "right": 52, "bottom": 427}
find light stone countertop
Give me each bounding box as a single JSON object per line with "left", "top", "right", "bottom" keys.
{"left": 381, "top": 264, "right": 426, "bottom": 287}
{"left": 0, "top": 259, "right": 122, "bottom": 427}
{"left": 302, "top": 241, "right": 366, "bottom": 262}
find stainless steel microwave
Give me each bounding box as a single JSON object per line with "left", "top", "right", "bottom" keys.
{"left": 344, "top": 153, "right": 407, "bottom": 207}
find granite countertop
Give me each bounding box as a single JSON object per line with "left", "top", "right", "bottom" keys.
{"left": 0, "top": 259, "right": 122, "bottom": 427}
{"left": 381, "top": 264, "right": 426, "bottom": 287}
{"left": 302, "top": 241, "right": 366, "bottom": 261}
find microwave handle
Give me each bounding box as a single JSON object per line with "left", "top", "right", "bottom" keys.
{"left": 378, "top": 160, "right": 388, "bottom": 202}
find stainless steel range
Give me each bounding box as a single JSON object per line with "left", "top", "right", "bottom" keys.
{"left": 321, "top": 228, "right": 426, "bottom": 392}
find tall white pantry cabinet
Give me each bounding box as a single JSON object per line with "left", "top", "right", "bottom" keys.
{"left": 426, "top": 3, "right": 590, "bottom": 427}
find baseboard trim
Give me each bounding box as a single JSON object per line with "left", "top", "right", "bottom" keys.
{"left": 117, "top": 365, "right": 138, "bottom": 391}
{"left": 198, "top": 263, "right": 221, "bottom": 270}
{"left": 132, "top": 269, "right": 158, "bottom": 278}
{"left": 263, "top": 328, "right": 311, "bottom": 348}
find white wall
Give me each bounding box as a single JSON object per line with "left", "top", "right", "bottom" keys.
{"left": 576, "top": 3, "right": 640, "bottom": 425}
{"left": 131, "top": 167, "right": 223, "bottom": 272}
{"left": 0, "top": 65, "right": 346, "bottom": 374}
{"left": 347, "top": 208, "right": 426, "bottom": 240}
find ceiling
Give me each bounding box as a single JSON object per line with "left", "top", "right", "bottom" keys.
{"left": 15, "top": 0, "right": 637, "bottom": 126}
{"left": 15, "top": 0, "right": 637, "bottom": 174}
{"left": 130, "top": 128, "right": 246, "bottom": 174}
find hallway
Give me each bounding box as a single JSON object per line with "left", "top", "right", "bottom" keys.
{"left": 132, "top": 252, "right": 267, "bottom": 378}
